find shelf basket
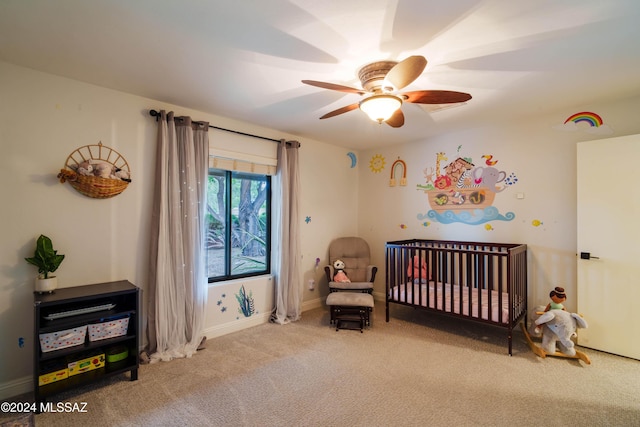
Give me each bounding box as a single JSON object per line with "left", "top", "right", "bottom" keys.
{"left": 57, "top": 142, "right": 131, "bottom": 199}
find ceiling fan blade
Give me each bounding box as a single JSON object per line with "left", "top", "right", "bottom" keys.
{"left": 319, "top": 103, "right": 360, "bottom": 119}
{"left": 403, "top": 90, "right": 472, "bottom": 104}
{"left": 385, "top": 109, "right": 405, "bottom": 128}
{"left": 384, "top": 56, "right": 427, "bottom": 90}
{"left": 420, "top": 103, "right": 467, "bottom": 113}
{"left": 302, "top": 80, "right": 365, "bottom": 95}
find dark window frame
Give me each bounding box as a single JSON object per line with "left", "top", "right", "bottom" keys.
{"left": 207, "top": 169, "right": 271, "bottom": 283}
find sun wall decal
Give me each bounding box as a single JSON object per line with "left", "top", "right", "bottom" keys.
{"left": 369, "top": 154, "right": 386, "bottom": 173}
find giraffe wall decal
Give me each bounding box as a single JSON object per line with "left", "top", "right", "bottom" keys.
{"left": 435, "top": 152, "right": 448, "bottom": 177}
{"left": 433, "top": 152, "right": 452, "bottom": 190}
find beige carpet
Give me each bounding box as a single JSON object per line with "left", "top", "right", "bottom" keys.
{"left": 4, "top": 304, "right": 640, "bottom": 426}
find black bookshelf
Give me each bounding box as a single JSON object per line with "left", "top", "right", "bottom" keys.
{"left": 33, "top": 281, "right": 139, "bottom": 409}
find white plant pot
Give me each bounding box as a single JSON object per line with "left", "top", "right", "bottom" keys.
{"left": 35, "top": 276, "right": 58, "bottom": 293}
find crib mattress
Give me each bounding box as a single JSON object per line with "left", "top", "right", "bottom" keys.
{"left": 389, "top": 281, "right": 511, "bottom": 324}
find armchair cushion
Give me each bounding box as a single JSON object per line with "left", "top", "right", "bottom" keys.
{"left": 326, "top": 237, "right": 377, "bottom": 283}
{"left": 328, "top": 280, "right": 374, "bottom": 291}
{"left": 325, "top": 265, "right": 376, "bottom": 287}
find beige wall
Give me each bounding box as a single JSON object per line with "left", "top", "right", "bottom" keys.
{"left": 0, "top": 61, "right": 359, "bottom": 397}
{"left": 358, "top": 96, "right": 640, "bottom": 310}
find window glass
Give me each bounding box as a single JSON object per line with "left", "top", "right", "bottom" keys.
{"left": 206, "top": 169, "right": 270, "bottom": 281}
{"left": 206, "top": 170, "right": 227, "bottom": 278}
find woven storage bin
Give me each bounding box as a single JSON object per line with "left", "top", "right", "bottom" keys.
{"left": 57, "top": 142, "right": 131, "bottom": 199}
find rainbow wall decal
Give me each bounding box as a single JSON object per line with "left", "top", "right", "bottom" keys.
{"left": 389, "top": 158, "right": 407, "bottom": 187}
{"left": 564, "top": 111, "right": 603, "bottom": 127}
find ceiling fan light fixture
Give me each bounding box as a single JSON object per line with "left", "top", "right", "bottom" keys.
{"left": 359, "top": 94, "right": 402, "bottom": 123}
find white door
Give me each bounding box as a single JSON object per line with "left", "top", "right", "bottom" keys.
{"left": 577, "top": 134, "right": 640, "bottom": 360}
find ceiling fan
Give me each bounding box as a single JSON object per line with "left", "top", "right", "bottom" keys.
{"left": 302, "top": 56, "right": 471, "bottom": 127}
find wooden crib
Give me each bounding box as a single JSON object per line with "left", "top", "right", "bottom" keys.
{"left": 385, "top": 239, "right": 528, "bottom": 355}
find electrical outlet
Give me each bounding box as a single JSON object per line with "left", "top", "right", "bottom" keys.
{"left": 308, "top": 279, "right": 315, "bottom": 290}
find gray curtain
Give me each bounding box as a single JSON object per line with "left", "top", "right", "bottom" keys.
{"left": 146, "top": 110, "right": 208, "bottom": 361}
{"left": 271, "top": 140, "right": 302, "bottom": 324}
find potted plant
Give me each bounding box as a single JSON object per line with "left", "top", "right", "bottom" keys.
{"left": 25, "top": 234, "right": 65, "bottom": 293}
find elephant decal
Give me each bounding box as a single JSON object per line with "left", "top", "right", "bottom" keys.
{"left": 471, "top": 166, "right": 507, "bottom": 193}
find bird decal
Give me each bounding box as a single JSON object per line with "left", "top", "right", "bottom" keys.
{"left": 482, "top": 155, "right": 498, "bottom": 166}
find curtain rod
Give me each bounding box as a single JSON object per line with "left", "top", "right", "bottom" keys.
{"left": 149, "top": 109, "right": 284, "bottom": 144}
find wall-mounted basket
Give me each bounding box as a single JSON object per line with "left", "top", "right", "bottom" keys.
{"left": 57, "top": 142, "right": 131, "bottom": 199}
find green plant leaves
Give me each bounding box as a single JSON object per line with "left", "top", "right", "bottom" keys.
{"left": 24, "top": 234, "right": 65, "bottom": 278}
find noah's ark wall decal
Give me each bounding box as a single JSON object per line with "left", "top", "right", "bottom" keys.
{"left": 416, "top": 148, "right": 518, "bottom": 226}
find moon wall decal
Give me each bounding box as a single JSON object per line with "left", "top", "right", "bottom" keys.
{"left": 347, "top": 152, "right": 357, "bottom": 168}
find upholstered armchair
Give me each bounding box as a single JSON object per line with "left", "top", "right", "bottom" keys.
{"left": 324, "top": 236, "right": 377, "bottom": 292}
{"left": 324, "top": 237, "right": 377, "bottom": 332}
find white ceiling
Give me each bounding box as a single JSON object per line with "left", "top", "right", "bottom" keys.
{"left": 2, "top": 0, "right": 640, "bottom": 150}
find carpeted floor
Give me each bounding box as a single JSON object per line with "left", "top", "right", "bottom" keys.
{"left": 3, "top": 304, "right": 640, "bottom": 426}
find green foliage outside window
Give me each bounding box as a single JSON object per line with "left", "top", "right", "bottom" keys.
{"left": 206, "top": 169, "right": 270, "bottom": 281}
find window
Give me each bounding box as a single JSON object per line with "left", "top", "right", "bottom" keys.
{"left": 206, "top": 169, "right": 271, "bottom": 282}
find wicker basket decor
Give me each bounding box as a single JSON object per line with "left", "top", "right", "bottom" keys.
{"left": 57, "top": 142, "right": 131, "bottom": 199}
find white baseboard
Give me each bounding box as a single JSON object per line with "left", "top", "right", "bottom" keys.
{"left": 373, "top": 291, "right": 385, "bottom": 302}
{"left": 0, "top": 375, "right": 32, "bottom": 401}
{"left": 302, "top": 296, "right": 323, "bottom": 312}
{"left": 201, "top": 297, "right": 326, "bottom": 341}
{"left": 201, "top": 311, "right": 272, "bottom": 340}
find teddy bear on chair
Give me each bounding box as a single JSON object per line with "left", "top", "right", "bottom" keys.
{"left": 333, "top": 259, "right": 350, "bottom": 283}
